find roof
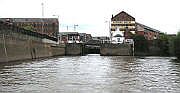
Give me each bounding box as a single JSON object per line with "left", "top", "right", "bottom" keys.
{"left": 136, "top": 22, "right": 160, "bottom": 33}
{"left": 111, "top": 11, "right": 135, "bottom": 21}
{"left": 59, "top": 32, "right": 79, "bottom": 35}
{"left": 92, "top": 36, "right": 110, "bottom": 40}
{"left": 79, "top": 33, "right": 86, "bottom": 36}
{"left": 114, "top": 34, "right": 123, "bottom": 37}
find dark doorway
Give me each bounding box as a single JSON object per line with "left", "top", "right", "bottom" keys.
{"left": 84, "top": 45, "right": 100, "bottom": 54}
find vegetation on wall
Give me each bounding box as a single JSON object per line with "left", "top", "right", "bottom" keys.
{"left": 133, "top": 34, "right": 149, "bottom": 53}
{"left": 157, "top": 34, "right": 170, "bottom": 56}
{"left": 23, "top": 24, "right": 35, "bottom": 31}
{"left": 133, "top": 33, "right": 175, "bottom": 56}
{"left": 174, "top": 32, "right": 180, "bottom": 59}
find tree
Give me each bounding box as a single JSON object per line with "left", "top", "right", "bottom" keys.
{"left": 174, "top": 32, "right": 180, "bottom": 59}
{"left": 23, "top": 24, "right": 35, "bottom": 31}
{"left": 158, "top": 34, "right": 170, "bottom": 56}
{"left": 133, "top": 34, "right": 149, "bottom": 52}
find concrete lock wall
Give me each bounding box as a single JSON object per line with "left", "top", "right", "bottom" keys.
{"left": 0, "top": 34, "right": 32, "bottom": 62}
{"left": 0, "top": 34, "right": 7, "bottom": 62}
{"left": 65, "top": 43, "right": 83, "bottom": 56}
{"left": 0, "top": 22, "right": 66, "bottom": 62}
{"left": 51, "top": 45, "right": 65, "bottom": 56}
{"left": 4, "top": 37, "right": 32, "bottom": 62}
{"left": 100, "top": 44, "right": 132, "bottom": 56}
{"left": 0, "top": 35, "right": 65, "bottom": 63}
{"left": 0, "top": 36, "right": 65, "bottom": 62}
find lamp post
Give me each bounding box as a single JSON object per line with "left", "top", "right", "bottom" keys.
{"left": 53, "top": 15, "right": 60, "bottom": 44}
{"left": 67, "top": 26, "right": 69, "bottom": 31}
{"left": 41, "top": 3, "right": 44, "bottom": 17}
{"left": 41, "top": 2, "right": 44, "bottom": 35}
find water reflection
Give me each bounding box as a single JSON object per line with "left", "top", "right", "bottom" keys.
{"left": 0, "top": 55, "right": 180, "bottom": 93}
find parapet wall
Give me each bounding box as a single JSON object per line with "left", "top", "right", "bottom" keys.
{"left": 100, "top": 44, "right": 132, "bottom": 56}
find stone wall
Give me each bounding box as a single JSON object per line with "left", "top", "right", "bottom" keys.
{"left": 100, "top": 44, "right": 132, "bottom": 56}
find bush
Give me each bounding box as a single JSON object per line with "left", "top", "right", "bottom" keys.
{"left": 133, "top": 35, "right": 149, "bottom": 52}
{"left": 158, "top": 34, "right": 170, "bottom": 56}
{"left": 174, "top": 32, "right": 180, "bottom": 59}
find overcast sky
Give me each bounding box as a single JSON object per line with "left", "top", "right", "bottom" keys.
{"left": 0, "top": 0, "right": 180, "bottom": 36}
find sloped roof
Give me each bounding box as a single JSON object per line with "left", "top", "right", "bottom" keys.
{"left": 136, "top": 22, "right": 160, "bottom": 33}
{"left": 111, "top": 11, "right": 135, "bottom": 21}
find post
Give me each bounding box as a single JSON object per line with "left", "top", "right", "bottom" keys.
{"left": 41, "top": 3, "right": 44, "bottom": 17}
{"left": 67, "top": 26, "right": 69, "bottom": 31}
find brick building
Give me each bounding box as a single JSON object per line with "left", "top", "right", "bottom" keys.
{"left": 111, "top": 11, "right": 160, "bottom": 42}
{"left": 136, "top": 23, "right": 160, "bottom": 40}
{"left": 0, "top": 18, "right": 59, "bottom": 38}
{"left": 111, "top": 11, "right": 136, "bottom": 40}
{"left": 59, "top": 32, "right": 92, "bottom": 43}
{"left": 59, "top": 32, "right": 79, "bottom": 43}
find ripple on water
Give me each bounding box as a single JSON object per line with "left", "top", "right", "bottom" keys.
{"left": 0, "top": 56, "right": 180, "bottom": 93}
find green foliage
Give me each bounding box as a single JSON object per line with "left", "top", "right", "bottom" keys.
{"left": 23, "top": 25, "right": 35, "bottom": 31}
{"left": 133, "top": 33, "right": 175, "bottom": 56}
{"left": 168, "top": 36, "right": 175, "bottom": 56}
{"left": 133, "top": 35, "right": 149, "bottom": 52}
{"left": 174, "top": 32, "right": 180, "bottom": 59}
{"left": 158, "top": 34, "right": 170, "bottom": 56}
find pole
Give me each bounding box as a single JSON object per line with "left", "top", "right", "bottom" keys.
{"left": 41, "top": 3, "right": 44, "bottom": 34}
{"left": 67, "top": 26, "right": 68, "bottom": 31}
{"left": 41, "top": 3, "right": 44, "bottom": 17}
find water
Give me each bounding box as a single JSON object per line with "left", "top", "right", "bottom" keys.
{"left": 0, "top": 55, "right": 180, "bottom": 93}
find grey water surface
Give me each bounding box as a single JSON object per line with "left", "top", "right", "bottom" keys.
{"left": 0, "top": 55, "right": 180, "bottom": 93}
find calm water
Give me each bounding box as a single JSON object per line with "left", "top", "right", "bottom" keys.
{"left": 0, "top": 55, "right": 180, "bottom": 93}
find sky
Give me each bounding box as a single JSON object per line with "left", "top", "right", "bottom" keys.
{"left": 0, "top": 0, "right": 180, "bottom": 36}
